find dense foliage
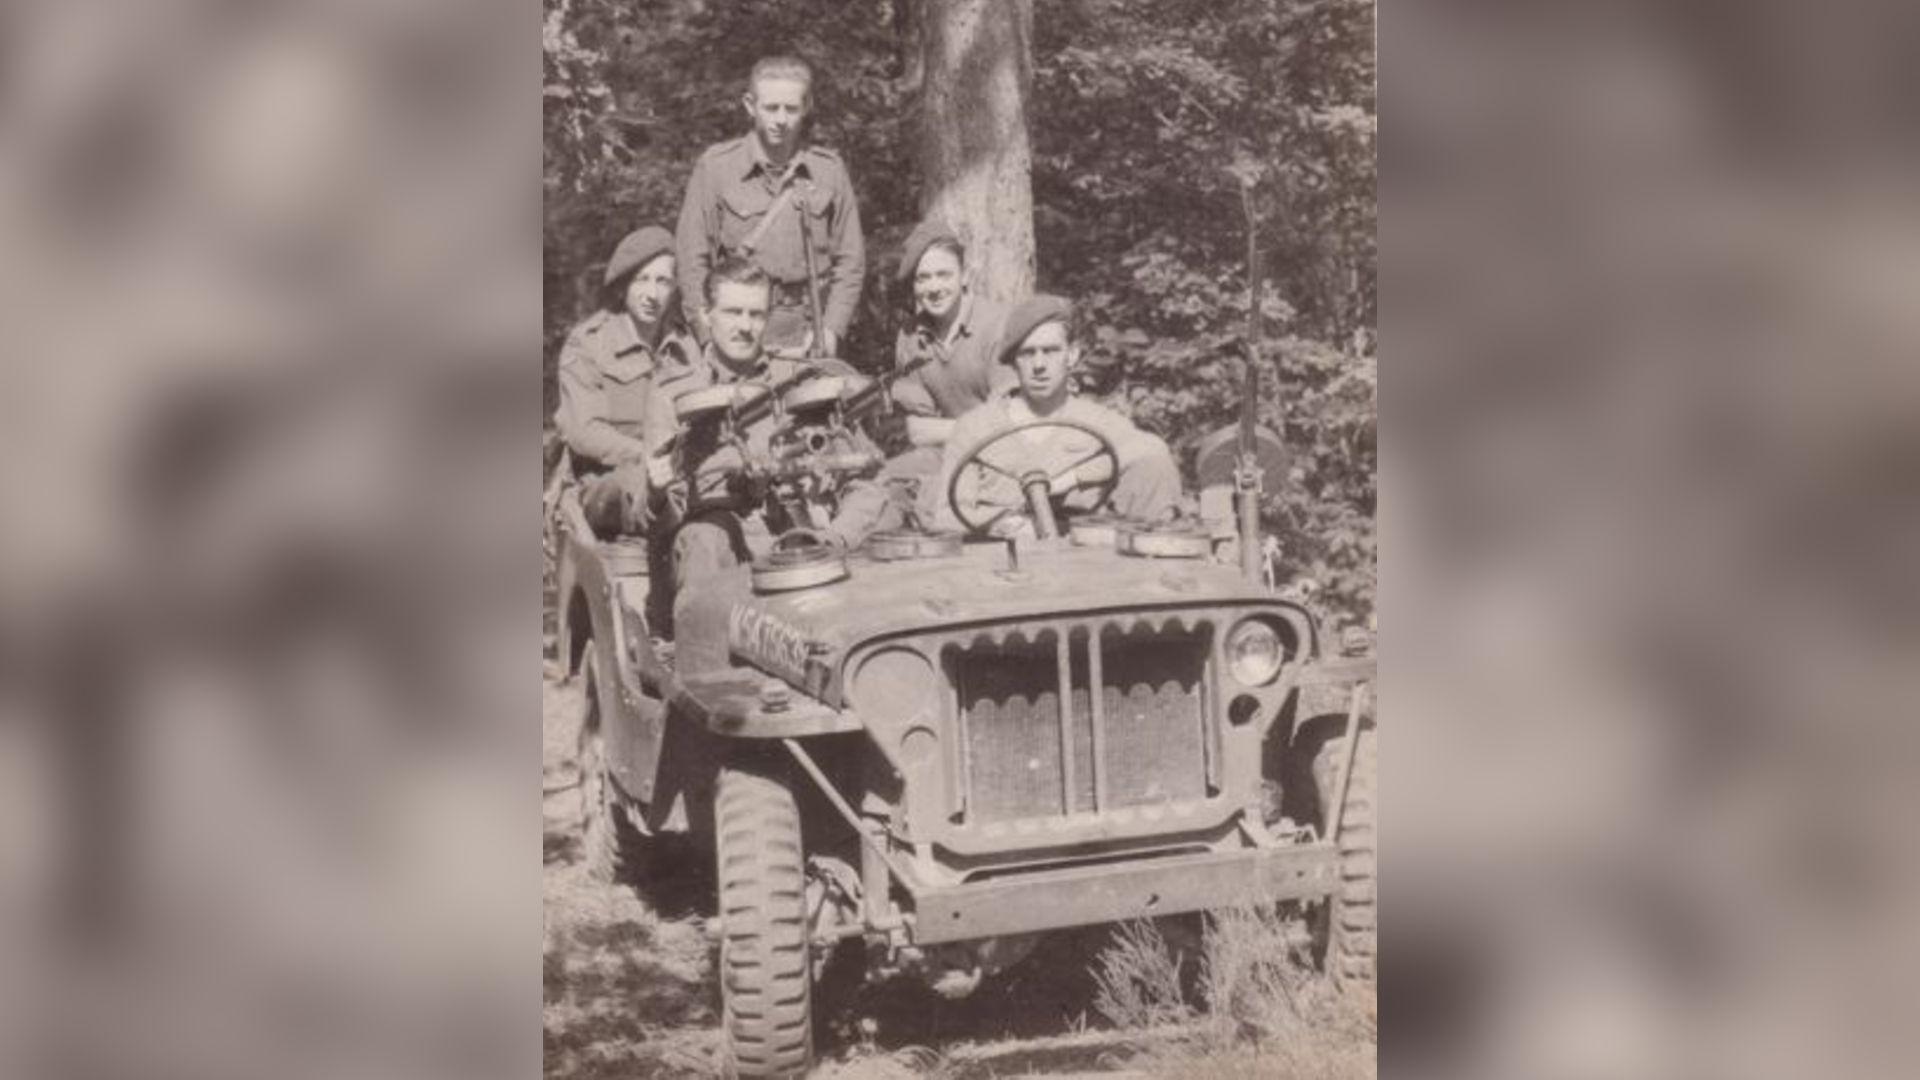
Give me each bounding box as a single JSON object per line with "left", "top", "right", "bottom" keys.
{"left": 545, "top": 0, "right": 1375, "bottom": 617}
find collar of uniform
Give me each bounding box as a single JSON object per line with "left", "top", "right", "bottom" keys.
{"left": 912, "top": 291, "right": 979, "bottom": 352}
{"left": 612, "top": 311, "right": 697, "bottom": 360}
{"left": 701, "top": 343, "right": 772, "bottom": 383}
{"left": 743, "top": 138, "right": 813, "bottom": 183}
{"left": 603, "top": 312, "right": 647, "bottom": 356}
{"left": 656, "top": 327, "right": 697, "bottom": 370}
{"left": 1006, "top": 392, "right": 1084, "bottom": 425}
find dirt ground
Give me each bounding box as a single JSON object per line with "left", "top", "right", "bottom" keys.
{"left": 541, "top": 669, "right": 1374, "bottom": 1079}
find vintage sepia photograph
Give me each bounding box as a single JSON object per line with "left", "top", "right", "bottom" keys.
{"left": 543, "top": 1, "right": 1375, "bottom": 1075}
{"left": 15, "top": 3, "right": 1920, "bottom": 1079}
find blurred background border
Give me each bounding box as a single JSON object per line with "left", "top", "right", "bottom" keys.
{"left": 3, "top": 0, "right": 1920, "bottom": 1077}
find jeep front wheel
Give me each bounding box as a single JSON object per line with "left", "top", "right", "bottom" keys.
{"left": 715, "top": 758, "right": 814, "bottom": 1077}
{"left": 1313, "top": 722, "right": 1377, "bottom": 988}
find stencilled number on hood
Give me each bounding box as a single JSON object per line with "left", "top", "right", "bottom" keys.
{"left": 728, "top": 603, "right": 814, "bottom": 680}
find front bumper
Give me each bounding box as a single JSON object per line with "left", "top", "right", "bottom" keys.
{"left": 905, "top": 840, "right": 1341, "bottom": 945}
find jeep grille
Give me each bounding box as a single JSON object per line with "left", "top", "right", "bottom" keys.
{"left": 948, "top": 618, "right": 1213, "bottom": 824}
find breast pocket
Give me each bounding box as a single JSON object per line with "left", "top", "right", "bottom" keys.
{"left": 719, "top": 183, "right": 773, "bottom": 254}
{"left": 602, "top": 367, "right": 653, "bottom": 434}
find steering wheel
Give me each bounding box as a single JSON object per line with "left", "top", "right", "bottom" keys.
{"left": 946, "top": 417, "right": 1121, "bottom": 538}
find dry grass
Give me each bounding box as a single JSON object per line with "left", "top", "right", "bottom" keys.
{"left": 811, "top": 1044, "right": 950, "bottom": 1080}
{"left": 542, "top": 674, "right": 721, "bottom": 1079}
{"left": 1092, "top": 906, "right": 1377, "bottom": 1079}
{"left": 1093, "top": 919, "right": 1201, "bottom": 1033}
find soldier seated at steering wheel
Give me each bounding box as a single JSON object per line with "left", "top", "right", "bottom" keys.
{"left": 930, "top": 294, "right": 1182, "bottom": 538}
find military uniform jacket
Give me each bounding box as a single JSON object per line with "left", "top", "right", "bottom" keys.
{"left": 554, "top": 310, "right": 696, "bottom": 468}
{"left": 674, "top": 136, "right": 865, "bottom": 341}
{"left": 892, "top": 293, "right": 1016, "bottom": 420}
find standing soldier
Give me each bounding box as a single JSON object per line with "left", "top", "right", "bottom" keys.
{"left": 675, "top": 55, "right": 864, "bottom": 357}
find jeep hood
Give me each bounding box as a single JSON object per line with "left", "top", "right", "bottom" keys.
{"left": 711, "top": 542, "right": 1289, "bottom": 705}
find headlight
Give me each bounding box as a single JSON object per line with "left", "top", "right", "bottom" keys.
{"left": 1226, "top": 618, "right": 1285, "bottom": 686}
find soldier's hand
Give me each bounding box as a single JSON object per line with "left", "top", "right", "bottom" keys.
{"left": 867, "top": 410, "right": 910, "bottom": 449}
{"left": 608, "top": 460, "right": 650, "bottom": 531}
{"left": 989, "top": 513, "right": 1037, "bottom": 540}
{"left": 626, "top": 494, "right": 654, "bottom": 533}
{"left": 645, "top": 452, "right": 674, "bottom": 490}
{"left": 1049, "top": 457, "right": 1115, "bottom": 496}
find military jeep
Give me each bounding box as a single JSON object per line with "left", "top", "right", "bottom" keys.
{"left": 552, "top": 408, "right": 1376, "bottom": 1078}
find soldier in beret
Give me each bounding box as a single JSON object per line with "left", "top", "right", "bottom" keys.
{"left": 932, "top": 294, "right": 1182, "bottom": 534}
{"left": 889, "top": 218, "right": 1015, "bottom": 444}
{"left": 828, "top": 218, "right": 1015, "bottom": 539}
{"left": 554, "top": 225, "right": 696, "bottom": 537}
{"left": 674, "top": 55, "right": 864, "bottom": 357}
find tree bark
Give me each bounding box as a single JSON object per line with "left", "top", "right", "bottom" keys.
{"left": 916, "top": 0, "right": 1035, "bottom": 305}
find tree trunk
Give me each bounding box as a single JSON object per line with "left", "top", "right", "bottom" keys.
{"left": 917, "top": 0, "right": 1035, "bottom": 305}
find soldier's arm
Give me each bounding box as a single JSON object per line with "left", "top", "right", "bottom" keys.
{"left": 1081, "top": 401, "right": 1163, "bottom": 470}
{"left": 638, "top": 366, "right": 702, "bottom": 494}
{"left": 675, "top": 157, "right": 717, "bottom": 342}
{"left": 924, "top": 422, "right": 967, "bottom": 532}
{"left": 820, "top": 165, "right": 865, "bottom": 343}
{"left": 640, "top": 368, "right": 688, "bottom": 462}
{"left": 905, "top": 416, "right": 958, "bottom": 448}
{"left": 892, "top": 372, "right": 955, "bottom": 446}
{"left": 556, "top": 339, "right": 652, "bottom": 465}
{"left": 888, "top": 376, "right": 937, "bottom": 416}
{"left": 888, "top": 335, "right": 939, "bottom": 416}
{"left": 986, "top": 363, "right": 1020, "bottom": 399}
{"left": 926, "top": 405, "right": 1005, "bottom": 531}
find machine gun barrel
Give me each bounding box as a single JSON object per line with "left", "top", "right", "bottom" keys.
{"left": 766, "top": 445, "right": 880, "bottom": 477}
{"left": 832, "top": 351, "right": 937, "bottom": 424}
{"left": 649, "top": 364, "right": 816, "bottom": 460}
{"left": 756, "top": 349, "right": 939, "bottom": 459}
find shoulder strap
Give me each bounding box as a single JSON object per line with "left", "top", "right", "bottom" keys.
{"left": 738, "top": 181, "right": 801, "bottom": 257}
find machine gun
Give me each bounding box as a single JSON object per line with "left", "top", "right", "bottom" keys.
{"left": 644, "top": 356, "right": 889, "bottom": 534}
{"left": 649, "top": 362, "right": 819, "bottom": 461}
{"left": 755, "top": 348, "right": 942, "bottom": 488}
{"left": 766, "top": 349, "right": 938, "bottom": 449}
{"left": 732, "top": 348, "right": 945, "bottom": 538}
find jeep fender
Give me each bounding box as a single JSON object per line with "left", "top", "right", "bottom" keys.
{"left": 677, "top": 668, "right": 862, "bottom": 739}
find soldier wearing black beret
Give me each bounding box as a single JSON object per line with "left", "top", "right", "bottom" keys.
{"left": 932, "top": 295, "right": 1182, "bottom": 534}
{"left": 554, "top": 225, "right": 695, "bottom": 536}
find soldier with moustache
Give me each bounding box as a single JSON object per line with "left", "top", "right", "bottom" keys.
{"left": 643, "top": 257, "right": 896, "bottom": 672}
